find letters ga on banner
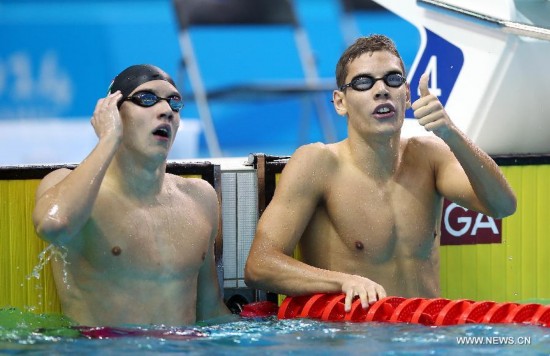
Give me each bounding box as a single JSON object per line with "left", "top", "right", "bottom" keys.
{"left": 440, "top": 199, "right": 502, "bottom": 245}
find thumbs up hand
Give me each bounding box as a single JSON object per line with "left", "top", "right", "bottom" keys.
{"left": 418, "top": 72, "right": 431, "bottom": 98}
{"left": 411, "top": 73, "right": 456, "bottom": 140}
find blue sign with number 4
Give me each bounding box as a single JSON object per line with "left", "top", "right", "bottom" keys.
{"left": 407, "top": 29, "right": 464, "bottom": 118}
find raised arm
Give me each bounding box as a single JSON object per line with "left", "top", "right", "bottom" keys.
{"left": 412, "top": 74, "right": 516, "bottom": 218}
{"left": 245, "top": 144, "right": 385, "bottom": 311}
{"left": 32, "top": 91, "right": 124, "bottom": 244}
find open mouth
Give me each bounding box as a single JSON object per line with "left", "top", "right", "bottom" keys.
{"left": 152, "top": 125, "right": 171, "bottom": 139}
{"left": 373, "top": 104, "right": 395, "bottom": 118}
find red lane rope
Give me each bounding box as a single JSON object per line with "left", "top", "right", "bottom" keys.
{"left": 277, "top": 294, "right": 550, "bottom": 327}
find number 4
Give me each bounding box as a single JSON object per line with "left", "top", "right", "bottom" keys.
{"left": 418, "top": 55, "right": 442, "bottom": 97}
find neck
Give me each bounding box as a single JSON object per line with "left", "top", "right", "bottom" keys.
{"left": 346, "top": 131, "right": 402, "bottom": 180}
{"left": 105, "top": 152, "right": 167, "bottom": 201}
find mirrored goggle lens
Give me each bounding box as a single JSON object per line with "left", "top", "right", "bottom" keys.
{"left": 167, "top": 98, "right": 184, "bottom": 112}
{"left": 134, "top": 93, "right": 158, "bottom": 106}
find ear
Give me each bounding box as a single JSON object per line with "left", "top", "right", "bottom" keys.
{"left": 405, "top": 83, "right": 411, "bottom": 109}
{"left": 332, "top": 90, "right": 347, "bottom": 116}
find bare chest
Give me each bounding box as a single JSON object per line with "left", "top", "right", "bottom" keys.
{"left": 77, "top": 194, "right": 213, "bottom": 277}
{"left": 313, "top": 169, "right": 440, "bottom": 262}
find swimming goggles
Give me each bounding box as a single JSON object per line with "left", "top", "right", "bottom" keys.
{"left": 124, "top": 91, "right": 184, "bottom": 112}
{"left": 339, "top": 73, "right": 406, "bottom": 91}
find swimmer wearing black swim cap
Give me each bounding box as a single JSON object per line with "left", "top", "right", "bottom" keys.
{"left": 33, "top": 63, "right": 231, "bottom": 327}
{"left": 107, "top": 64, "right": 178, "bottom": 108}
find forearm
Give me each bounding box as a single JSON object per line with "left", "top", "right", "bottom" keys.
{"left": 413, "top": 74, "right": 515, "bottom": 217}
{"left": 33, "top": 135, "right": 120, "bottom": 242}
{"left": 444, "top": 128, "right": 516, "bottom": 217}
{"left": 245, "top": 249, "right": 346, "bottom": 296}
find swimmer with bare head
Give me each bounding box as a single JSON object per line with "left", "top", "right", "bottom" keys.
{"left": 32, "top": 64, "right": 231, "bottom": 326}
{"left": 245, "top": 35, "right": 516, "bottom": 312}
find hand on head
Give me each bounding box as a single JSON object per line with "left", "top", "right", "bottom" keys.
{"left": 411, "top": 73, "right": 455, "bottom": 139}
{"left": 91, "top": 91, "right": 124, "bottom": 141}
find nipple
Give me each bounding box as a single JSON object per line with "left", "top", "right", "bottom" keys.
{"left": 355, "top": 241, "right": 364, "bottom": 250}
{"left": 111, "top": 246, "right": 122, "bottom": 256}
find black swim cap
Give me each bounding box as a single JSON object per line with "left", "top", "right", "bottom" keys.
{"left": 107, "top": 64, "right": 177, "bottom": 107}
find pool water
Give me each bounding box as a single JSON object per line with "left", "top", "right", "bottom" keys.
{"left": 1, "top": 310, "right": 549, "bottom": 355}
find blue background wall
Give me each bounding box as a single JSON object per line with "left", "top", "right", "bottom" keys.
{"left": 0, "top": 0, "right": 419, "bottom": 162}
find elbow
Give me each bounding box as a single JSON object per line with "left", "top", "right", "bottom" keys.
{"left": 32, "top": 211, "right": 71, "bottom": 244}
{"left": 244, "top": 252, "right": 273, "bottom": 290}
{"left": 490, "top": 194, "right": 517, "bottom": 219}
{"left": 500, "top": 192, "right": 518, "bottom": 218}
{"left": 502, "top": 197, "right": 517, "bottom": 218}
{"left": 244, "top": 251, "right": 283, "bottom": 293}
{"left": 244, "top": 258, "right": 261, "bottom": 289}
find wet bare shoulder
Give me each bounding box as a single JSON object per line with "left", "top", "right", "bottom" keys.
{"left": 404, "top": 135, "right": 444, "bottom": 149}
{"left": 275, "top": 142, "right": 340, "bottom": 198}
{"left": 288, "top": 142, "right": 339, "bottom": 173}
{"left": 403, "top": 135, "right": 452, "bottom": 164}
{"left": 168, "top": 174, "right": 218, "bottom": 209}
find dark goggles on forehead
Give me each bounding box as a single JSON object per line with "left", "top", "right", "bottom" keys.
{"left": 339, "top": 73, "right": 406, "bottom": 91}
{"left": 123, "top": 91, "right": 184, "bottom": 112}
